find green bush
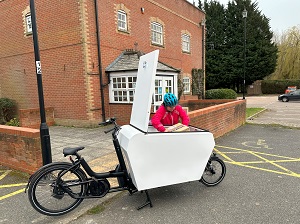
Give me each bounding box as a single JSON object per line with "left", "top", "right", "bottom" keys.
{"left": 0, "top": 98, "right": 18, "bottom": 124}
{"left": 205, "top": 89, "right": 237, "bottom": 99}
{"left": 261, "top": 80, "right": 300, "bottom": 94}
{"left": 6, "top": 118, "right": 20, "bottom": 127}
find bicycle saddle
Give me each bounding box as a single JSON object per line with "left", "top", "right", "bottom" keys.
{"left": 63, "top": 146, "right": 85, "bottom": 156}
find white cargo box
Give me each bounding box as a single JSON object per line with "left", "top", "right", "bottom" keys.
{"left": 118, "top": 50, "right": 215, "bottom": 191}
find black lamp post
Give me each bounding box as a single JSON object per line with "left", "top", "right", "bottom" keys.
{"left": 201, "top": 18, "right": 206, "bottom": 99}
{"left": 242, "top": 8, "right": 247, "bottom": 100}
{"left": 30, "top": 0, "right": 52, "bottom": 165}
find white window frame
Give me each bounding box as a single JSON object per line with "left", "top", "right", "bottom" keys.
{"left": 109, "top": 72, "right": 178, "bottom": 106}
{"left": 151, "top": 22, "right": 163, "bottom": 45}
{"left": 110, "top": 75, "right": 136, "bottom": 103}
{"left": 182, "top": 34, "right": 190, "bottom": 53}
{"left": 25, "top": 13, "right": 32, "bottom": 34}
{"left": 117, "top": 10, "right": 127, "bottom": 31}
{"left": 183, "top": 77, "right": 190, "bottom": 93}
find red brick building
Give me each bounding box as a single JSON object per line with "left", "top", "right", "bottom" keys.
{"left": 0, "top": 0, "right": 205, "bottom": 126}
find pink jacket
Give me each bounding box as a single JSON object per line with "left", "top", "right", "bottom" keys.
{"left": 151, "top": 105, "right": 190, "bottom": 132}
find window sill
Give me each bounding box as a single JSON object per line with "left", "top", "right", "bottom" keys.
{"left": 151, "top": 43, "right": 164, "bottom": 48}
{"left": 182, "top": 50, "right": 191, "bottom": 54}
{"left": 118, "top": 29, "right": 130, "bottom": 34}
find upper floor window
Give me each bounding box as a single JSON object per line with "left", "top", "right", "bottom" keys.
{"left": 117, "top": 10, "right": 127, "bottom": 31}
{"left": 182, "top": 34, "right": 190, "bottom": 53}
{"left": 25, "top": 13, "right": 32, "bottom": 34}
{"left": 151, "top": 22, "right": 163, "bottom": 46}
{"left": 183, "top": 77, "right": 190, "bottom": 93}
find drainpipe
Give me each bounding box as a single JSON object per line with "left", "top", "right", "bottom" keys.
{"left": 94, "top": 0, "right": 106, "bottom": 122}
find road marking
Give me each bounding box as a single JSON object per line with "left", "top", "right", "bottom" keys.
{"left": 215, "top": 145, "right": 300, "bottom": 178}
{"left": 242, "top": 139, "right": 272, "bottom": 149}
{"left": 0, "top": 170, "right": 11, "bottom": 181}
{"left": 0, "top": 188, "right": 25, "bottom": 201}
{"left": 0, "top": 183, "right": 27, "bottom": 188}
{"left": 0, "top": 169, "right": 27, "bottom": 201}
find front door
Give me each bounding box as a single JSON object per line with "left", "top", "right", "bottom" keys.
{"left": 153, "top": 76, "right": 174, "bottom": 112}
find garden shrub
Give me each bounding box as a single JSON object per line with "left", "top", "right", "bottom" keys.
{"left": 6, "top": 118, "right": 20, "bottom": 127}
{"left": 205, "top": 89, "right": 237, "bottom": 99}
{"left": 0, "top": 98, "right": 18, "bottom": 124}
{"left": 261, "top": 80, "right": 300, "bottom": 94}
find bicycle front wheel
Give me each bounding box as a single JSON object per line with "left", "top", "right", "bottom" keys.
{"left": 200, "top": 157, "right": 226, "bottom": 187}
{"left": 27, "top": 162, "right": 87, "bottom": 216}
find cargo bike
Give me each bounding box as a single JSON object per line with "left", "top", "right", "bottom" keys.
{"left": 26, "top": 51, "right": 226, "bottom": 216}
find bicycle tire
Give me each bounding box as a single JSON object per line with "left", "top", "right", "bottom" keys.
{"left": 200, "top": 157, "right": 226, "bottom": 187}
{"left": 27, "top": 162, "right": 87, "bottom": 216}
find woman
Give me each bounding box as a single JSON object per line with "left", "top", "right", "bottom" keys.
{"left": 151, "top": 93, "right": 190, "bottom": 132}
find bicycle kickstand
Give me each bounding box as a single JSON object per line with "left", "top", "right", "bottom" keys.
{"left": 137, "top": 190, "right": 153, "bottom": 210}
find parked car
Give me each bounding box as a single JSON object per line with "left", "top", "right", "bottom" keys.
{"left": 285, "top": 86, "right": 297, "bottom": 94}
{"left": 278, "top": 89, "right": 300, "bottom": 102}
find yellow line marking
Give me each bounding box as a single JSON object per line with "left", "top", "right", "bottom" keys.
{"left": 226, "top": 161, "right": 300, "bottom": 178}
{"left": 0, "top": 183, "right": 28, "bottom": 188}
{"left": 213, "top": 148, "right": 235, "bottom": 162}
{"left": 235, "top": 159, "right": 300, "bottom": 164}
{"left": 215, "top": 145, "right": 300, "bottom": 178}
{"left": 0, "top": 170, "right": 11, "bottom": 181}
{"left": 216, "top": 145, "right": 298, "bottom": 160}
{"left": 248, "top": 150, "right": 297, "bottom": 175}
{"left": 0, "top": 188, "right": 25, "bottom": 201}
{"left": 220, "top": 151, "right": 249, "bottom": 154}
{"left": 0, "top": 169, "right": 28, "bottom": 201}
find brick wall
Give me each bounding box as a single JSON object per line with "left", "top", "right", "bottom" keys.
{"left": 19, "top": 107, "right": 55, "bottom": 128}
{"left": 180, "top": 99, "right": 236, "bottom": 111}
{"left": 0, "top": 125, "right": 42, "bottom": 174}
{"left": 189, "top": 100, "right": 246, "bottom": 138}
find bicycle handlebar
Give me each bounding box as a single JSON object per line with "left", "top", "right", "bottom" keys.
{"left": 99, "top": 117, "right": 119, "bottom": 134}
{"left": 99, "top": 117, "right": 116, "bottom": 126}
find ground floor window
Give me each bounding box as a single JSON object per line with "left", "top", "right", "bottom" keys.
{"left": 109, "top": 73, "right": 177, "bottom": 108}
{"left": 183, "top": 77, "right": 190, "bottom": 93}
{"left": 111, "top": 76, "right": 137, "bottom": 103}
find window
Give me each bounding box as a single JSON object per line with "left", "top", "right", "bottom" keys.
{"left": 117, "top": 10, "right": 127, "bottom": 31}
{"left": 151, "top": 22, "right": 163, "bottom": 45}
{"left": 25, "top": 13, "right": 32, "bottom": 34}
{"left": 111, "top": 76, "right": 137, "bottom": 103}
{"left": 182, "top": 34, "right": 190, "bottom": 53}
{"left": 183, "top": 77, "right": 190, "bottom": 93}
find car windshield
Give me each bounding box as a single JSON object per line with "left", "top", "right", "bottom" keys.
{"left": 288, "top": 90, "right": 300, "bottom": 94}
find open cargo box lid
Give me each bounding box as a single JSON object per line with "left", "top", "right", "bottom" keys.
{"left": 130, "top": 50, "right": 159, "bottom": 132}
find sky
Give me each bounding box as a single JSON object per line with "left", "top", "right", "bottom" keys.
{"left": 188, "top": 0, "right": 300, "bottom": 33}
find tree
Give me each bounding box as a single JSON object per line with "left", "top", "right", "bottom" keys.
{"left": 198, "top": 0, "right": 204, "bottom": 10}
{"left": 202, "top": 0, "right": 227, "bottom": 89}
{"left": 270, "top": 26, "right": 300, "bottom": 80}
{"left": 202, "top": 0, "right": 278, "bottom": 91}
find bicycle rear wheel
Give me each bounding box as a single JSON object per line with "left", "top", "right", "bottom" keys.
{"left": 28, "top": 162, "right": 87, "bottom": 216}
{"left": 200, "top": 157, "right": 226, "bottom": 187}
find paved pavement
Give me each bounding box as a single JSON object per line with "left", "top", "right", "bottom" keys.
{"left": 49, "top": 124, "right": 115, "bottom": 163}
{"left": 1, "top": 95, "right": 300, "bottom": 223}
{"left": 245, "top": 95, "right": 300, "bottom": 128}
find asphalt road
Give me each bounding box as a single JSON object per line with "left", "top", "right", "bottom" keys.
{"left": 70, "top": 124, "right": 300, "bottom": 224}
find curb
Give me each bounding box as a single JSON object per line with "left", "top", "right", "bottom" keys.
{"left": 246, "top": 108, "right": 267, "bottom": 121}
